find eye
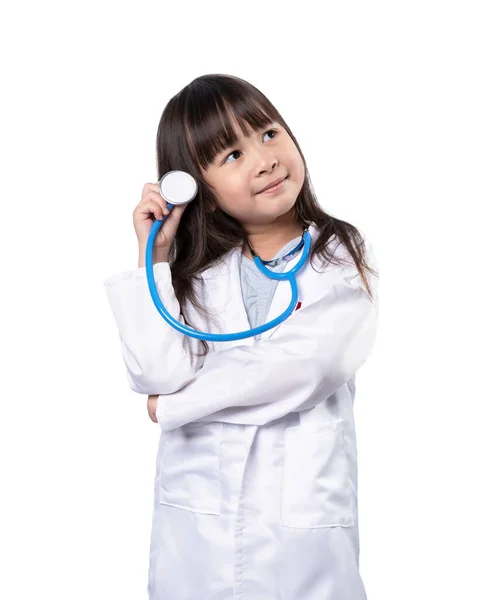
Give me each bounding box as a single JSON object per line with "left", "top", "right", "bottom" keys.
{"left": 223, "top": 128, "right": 278, "bottom": 164}
{"left": 224, "top": 150, "right": 242, "bottom": 164}
{"left": 263, "top": 129, "right": 277, "bottom": 141}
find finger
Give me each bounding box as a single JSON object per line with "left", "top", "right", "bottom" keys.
{"left": 147, "top": 396, "right": 158, "bottom": 423}
{"left": 173, "top": 203, "right": 188, "bottom": 215}
{"left": 143, "top": 191, "right": 171, "bottom": 218}
{"left": 142, "top": 182, "right": 159, "bottom": 199}
{"left": 138, "top": 200, "right": 167, "bottom": 221}
{"left": 166, "top": 203, "right": 187, "bottom": 220}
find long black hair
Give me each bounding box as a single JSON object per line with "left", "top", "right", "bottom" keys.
{"left": 155, "top": 73, "right": 378, "bottom": 357}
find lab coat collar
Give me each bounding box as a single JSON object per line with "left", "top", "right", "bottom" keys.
{"left": 201, "top": 223, "right": 320, "bottom": 344}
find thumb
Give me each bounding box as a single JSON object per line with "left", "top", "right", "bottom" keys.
{"left": 165, "top": 204, "right": 187, "bottom": 231}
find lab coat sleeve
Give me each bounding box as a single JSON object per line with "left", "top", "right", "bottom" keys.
{"left": 103, "top": 262, "right": 202, "bottom": 394}
{"left": 156, "top": 246, "right": 379, "bottom": 430}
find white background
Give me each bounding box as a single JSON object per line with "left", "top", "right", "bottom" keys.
{"left": 1, "top": 1, "right": 492, "bottom": 598}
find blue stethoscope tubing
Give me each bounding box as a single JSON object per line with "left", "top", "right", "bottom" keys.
{"left": 145, "top": 202, "right": 312, "bottom": 341}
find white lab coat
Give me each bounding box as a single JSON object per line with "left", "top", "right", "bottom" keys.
{"left": 104, "top": 223, "right": 379, "bottom": 600}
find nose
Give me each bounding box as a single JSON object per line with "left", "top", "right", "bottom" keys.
{"left": 255, "top": 147, "right": 279, "bottom": 175}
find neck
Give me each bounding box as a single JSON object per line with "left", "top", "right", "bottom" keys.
{"left": 242, "top": 212, "right": 304, "bottom": 261}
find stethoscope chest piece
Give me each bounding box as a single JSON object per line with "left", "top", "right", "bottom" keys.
{"left": 158, "top": 170, "right": 198, "bottom": 206}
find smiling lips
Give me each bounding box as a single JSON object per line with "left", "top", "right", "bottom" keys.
{"left": 257, "top": 176, "right": 287, "bottom": 194}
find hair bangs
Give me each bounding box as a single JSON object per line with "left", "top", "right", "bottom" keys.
{"left": 185, "top": 91, "right": 277, "bottom": 171}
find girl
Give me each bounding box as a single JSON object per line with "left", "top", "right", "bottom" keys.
{"left": 104, "top": 73, "right": 379, "bottom": 600}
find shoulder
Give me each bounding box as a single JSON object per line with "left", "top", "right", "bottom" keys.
{"left": 308, "top": 223, "right": 379, "bottom": 300}
{"left": 196, "top": 247, "right": 240, "bottom": 282}
{"left": 308, "top": 223, "right": 376, "bottom": 265}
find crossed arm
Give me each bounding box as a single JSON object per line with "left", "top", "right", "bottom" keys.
{"left": 149, "top": 276, "right": 378, "bottom": 431}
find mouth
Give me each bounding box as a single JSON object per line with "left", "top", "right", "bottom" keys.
{"left": 257, "top": 176, "right": 288, "bottom": 194}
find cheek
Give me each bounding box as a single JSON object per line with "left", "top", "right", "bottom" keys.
{"left": 216, "top": 180, "right": 251, "bottom": 213}
{"left": 291, "top": 153, "right": 305, "bottom": 184}
{"left": 283, "top": 143, "right": 304, "bottom": 178}
{"left": 225, "top": 177, "right": 251, "bottom": 202}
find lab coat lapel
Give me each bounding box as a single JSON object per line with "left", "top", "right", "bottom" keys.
{"left": 224, "top": 243, "right": 309, "bottom": 343}
{"left": 258, "top": 250, "right": 305, "bottom": 341}
{"left": 201, "top": 224, "right": 319, "bottom": 345}
{"left": 259, "top": 224, "right": 319, "bottom": 341}
{"left": 226, "top": 248, "right": 254, "bottom": 347}
{"left": 201, "top": 248, "right": 253, "bottom": 350}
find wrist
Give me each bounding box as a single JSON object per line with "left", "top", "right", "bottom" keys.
{"left": 154, "top": 249, "right": 169, "bottom": 262}
{"left": 138, "top": 245, "right": 169, "bottom": 268}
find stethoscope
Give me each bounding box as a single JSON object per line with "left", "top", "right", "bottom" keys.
{"left": 146, "top": 170, "right": 312, "bottom": 341}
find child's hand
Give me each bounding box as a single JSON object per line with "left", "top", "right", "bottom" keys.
{"left": 133, "top": 183, "right": 188, "bottom": 253}
{"left": 147, "top": 394, "right": 158, "bottom": 423}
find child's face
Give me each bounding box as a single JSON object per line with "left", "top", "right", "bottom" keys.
{"left": 201, "top": 119, "right": 305, "bottom": 229}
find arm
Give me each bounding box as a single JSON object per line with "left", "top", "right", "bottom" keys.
{"left": 103, "top": 261, "right": 202, "bottom": 395}
{"left": 156, "top": 258, "right": 379, "bottom": 431}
